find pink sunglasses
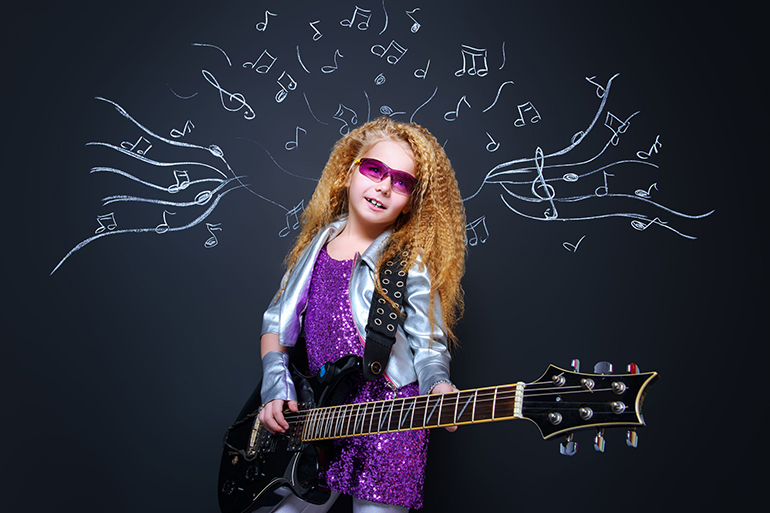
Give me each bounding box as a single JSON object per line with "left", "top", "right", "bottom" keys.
{"left": 355, "top": 158, "right": 417, "bottom": 195}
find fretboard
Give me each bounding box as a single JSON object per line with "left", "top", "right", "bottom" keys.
{"left": 299, "top": 383, "right": 526, "bottom": 442}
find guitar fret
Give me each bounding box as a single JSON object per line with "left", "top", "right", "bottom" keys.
{"left": 454, "top": 392, "right": 460, "bottom": 424}
{"left": 335, "top": 405, "right": 346, "bottom": 436}
{"left": 471, "top": 389, "right": 478, "bottom": 422}
{"left": 410, "top": 396, "right": 417, "bottom": 429}
{"left": 492, "top": 387, "right": 498, "bottom": 420}
{"left": 368, "top": 401, "right": 375, "bottom": 434}
{"left": 355, "top": 404, "right": 365, "bottom": 434}
{"left": 400, "top": 397, "right": 414, "bottom": 428}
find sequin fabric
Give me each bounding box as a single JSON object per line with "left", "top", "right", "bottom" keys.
{"left": 304, "top": 246, "right": 429, "bottom": 510}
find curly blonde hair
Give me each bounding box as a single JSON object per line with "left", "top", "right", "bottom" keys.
{"left": 284, "top": 117, "right": 466, "bottom": 347}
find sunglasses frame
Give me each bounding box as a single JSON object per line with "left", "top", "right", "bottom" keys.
{"left": 355, "top": 158, "right": 417, "bottom": 195}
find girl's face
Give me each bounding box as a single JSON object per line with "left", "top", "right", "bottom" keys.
{"left": 346, "top": 139, "right": 415, "bottom": 234}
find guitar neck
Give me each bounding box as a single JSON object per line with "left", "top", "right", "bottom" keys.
{"left": 299, "top": 383, "right": 526, "bottom": 442}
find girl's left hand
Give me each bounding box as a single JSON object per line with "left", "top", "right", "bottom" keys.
{"left": 430, "top": 382, "right": 459, "bottom": 432}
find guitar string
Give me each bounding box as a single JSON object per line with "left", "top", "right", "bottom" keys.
{"left": 272, "top": 385, "right": 626, "bottom": 433}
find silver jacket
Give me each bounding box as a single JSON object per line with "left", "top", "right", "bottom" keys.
{"left": 261, "top": 218, "right": 451, "bottom": 395}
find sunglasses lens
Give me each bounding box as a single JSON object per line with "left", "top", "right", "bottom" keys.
{"left": 357, "top": 159, "right": 415, "bottom": 194}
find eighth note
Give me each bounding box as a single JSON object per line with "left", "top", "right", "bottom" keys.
{"left": 95, "top": 212, "right": 117, "bottom": 234}
{"left": 455, "top": 45, "right": 489, "bottom": 77}
{"left": 444, "top": 95, "right": 471, "bottom": 122}
{"left": 635, "top": 183, "right": 658, "bottom": 198}
{"left": 321, "top": 49, "right": 344, "bottom": 73}
{"left": 340, "top": 6, "right": 372, "bottom": 30}
{"left": 285, "top": 126, "right": 307, "bottom": 150}
{"left": 406, "top": 8, "right": 421, "bottom": 33}
{"left": 309, "top": 20, "right": 322, "bottom": 41}
{"left": 256, "top": 10, "right": 277, "bottom": 31}
{"left": 371, "top": 40, "right": 408, "bottom": 65}
{"left": 121, "top": 136, "right": 152, "bottom": 156}
{"left": 637, "top": 135, "right": 662, "bottom": 160}
{"left": 170, "top": 120, "right": 194, "bottom": 138}
{"left": 204, "top": 223, "right": 222, "bottom": 248}
{"left": 595, "top": 170, "right": 614, "bottom": 197}
{"left": 155, "top": 210, "right": 176, "bottom": 234}
{"left": 279, "top": 201, "right": 304, "bottom": 237}
{"left": 168, "top": 170, "right": 191, "bottom": 193}
{"left": 275, "top": 71, "right": 297, "bottom": 103}
{"left": 466, "top": 216, "right": 489, "bottom": 246}
{"left": 513, "top": 102, "right": 541, "bottom": 127}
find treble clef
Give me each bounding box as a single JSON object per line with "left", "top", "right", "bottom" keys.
{"left": 530, "top": 146, "right": 558, "bottom": 219}
{"left": 201, "top": 70, "right": 255, "bottom": 120}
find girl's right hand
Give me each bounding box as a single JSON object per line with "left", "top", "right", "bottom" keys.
{"left": 258, "top": 398, "right": 299, "bottom": 434}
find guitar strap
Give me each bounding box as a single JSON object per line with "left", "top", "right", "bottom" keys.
{"left": 362, "top": 250, "right": 408, "bottom": 381}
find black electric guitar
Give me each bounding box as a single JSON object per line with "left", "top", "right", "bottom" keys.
{"left": 218, "top": 357, "right": 658, "bottom": 513}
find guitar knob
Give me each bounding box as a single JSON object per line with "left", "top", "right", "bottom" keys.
{"left": 570, "top": 359, "right": 581, "bottom": 372}
{"left": 594, "top": 428, "right": 606, "bottom": 453}
{"left": 594, "top": 361, "right": 613, "bottom": 374}
{"left": 627, "top": 428, "right": 639, "bottom": 448}
{"left": 560, "top": 433, "right": 577, "bottom": 456}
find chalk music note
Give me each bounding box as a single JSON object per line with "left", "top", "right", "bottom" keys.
{"left": 595, "top": 170, "right": 614, "bottom": 197}
{"left": 167, "top": 170, "right": 191, "bottom": 193}
{"left": 414, "top": 59, "right": 430, "bottom": 79}
{"left": 406, "top": 8, "right": 421, "bottom": 33}
{"left": 340, "top": 6, "right": 372, "bottom": 30}
{"left": 333, "top": 104, "right": 358, "bottom": 135}
{"left": 285, "top": 126, "right": 307, "bottom": 150}
{"left": 585, "top": 76, "right": 607, "bottom": 98}
{"left": 466, "top": 216, "right": 489, "bottom": 246}
{"left": 563, "top": 172, "right": 579, "bottom": 183}
{"left": 279, "top": 201, "right": 304, "bottom": 237}
{"left": 380, "top": 106, "right": 406, "bottom": 117}
{"left": 631, "top": 217, "right": 667, "bottom": 232}
{"left": 95, "top": 212, "right": 117, "bottom": 234}
{"left": 485, "top": 132, "right": 500, "bottom": 152}
{"left": 201, "top": 70, "right": 255, "bottom": 120}
{"left": 309, "top": 20, "right": 322, "bottom": 41}
{"left": 155, "top": 210, "right": 176, "bottom": 234}
{"left": 194, "top": 190, "right": 213, "bottom": 205}
{"left": 563, "top": 235, "right": 586, "bottom": 253}
{"left": 243, "top": 49, "right": 276, "bottom": 74}
{"left": 256, "top": 10, "right": 277, "bottom": 31}
{"left": 635, "top": 183, "right": 658, "bottom": 198}
{"left": 444, "top": 95, "right": 471, "bottom": 122}
{"left": 204, "top": 223, "right": 222, "bottom": 248}
{"left": 169, "top": 120, "right": 194, "bottom": 138}
{"left": 275, "top": 71, "right": 297, "bottom": 103}
{"left": 513, "top": 102, "right": 541, "bottom": 127}
{"left": 321, "top": 49, "right": 344, "bottom": 73}
{"left": 374, "top": 73, "right": 386, "bottom": 86}
{"left": 455, "top": 45, "right": 488, "bottom": 77}
{"left": 637, "top": 135, "right": 663, "bottom": 159}
{"left": 604, "top": 111, "right": 634, "bottom": 146}
{"left": 530, "top": 146, "right": 558, "bottom": 219}
{"left": 121, "top": 136, "right": 152, "bottom": 156}
{"left": 371, "top": 40, "right": 408, "bottom": 65}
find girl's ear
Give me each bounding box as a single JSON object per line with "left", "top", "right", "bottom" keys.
{"left": 401, "top": 202, "right": 411, "bottom": 215}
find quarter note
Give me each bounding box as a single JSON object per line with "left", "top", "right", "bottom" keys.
{"left": 585, "top": 76, "right": 606, "bottom": 98}
{"left": 637, "top": 135, "right": 662, "bottom": 159}
{"left": 563, "top": 235, "right": 586, "bottom": 253}
{"left": 595, "top": 170, "right": 614, "bottom": 197}
{"left": 635, "top": 183, "right": 658, "bottom": 198}
{"left": 414, "top": 59, "right": 430, "bottom": 79}
{"left": 256, "top": 10, "right": 277, "bottom": 31}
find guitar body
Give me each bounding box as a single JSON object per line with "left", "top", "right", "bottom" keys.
{"left": 218, "top": 356, "right": 362, "bottom": 513}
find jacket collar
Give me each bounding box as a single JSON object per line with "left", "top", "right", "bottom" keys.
{"left": 325, "top": 217, "right": 392, "bottom": 270}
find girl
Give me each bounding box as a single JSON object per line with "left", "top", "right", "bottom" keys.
{"left": 258, "top": 117, "right": 466, "bottom": 512}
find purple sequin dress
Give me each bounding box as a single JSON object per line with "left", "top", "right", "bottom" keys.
{"left": 303, "top": 246, "right": 429, "bottom": 510}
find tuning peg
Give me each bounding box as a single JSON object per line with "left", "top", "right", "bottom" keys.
{"left": 560, "top": 433, "right": 578, "bottom": 456}
{"left": 626, "top": 428, "right": 638, "bottom": 448}
{"left": 627, "top": 363, "right": 640, "bottom": 374}
{"left": 594, "top": 361, "right": 613, "bottom": 374}
{"left": 570, "top": 359, "right": 581, "bottom": 372}
{"left": 594, "top": 428, "right": 606, "bottom": 452}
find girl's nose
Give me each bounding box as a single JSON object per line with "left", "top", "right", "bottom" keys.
{"left": 375, "top": 176, "right": 392, "bottom": 195}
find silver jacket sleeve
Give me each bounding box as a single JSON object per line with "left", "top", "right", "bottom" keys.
{"left": 260, "top": 350, "right": 297, "bottom": 405}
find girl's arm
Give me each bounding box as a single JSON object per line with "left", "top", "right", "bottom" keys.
{"left": 258, "top": 333, "right": 298, "bottom": 434}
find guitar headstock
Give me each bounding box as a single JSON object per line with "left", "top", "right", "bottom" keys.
{"left": 522, "top": 361, "right": 658, "bottom": 451}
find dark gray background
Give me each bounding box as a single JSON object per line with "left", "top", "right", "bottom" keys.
{"left": 2, "top": 1, "right": 760, "bottom": 512}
